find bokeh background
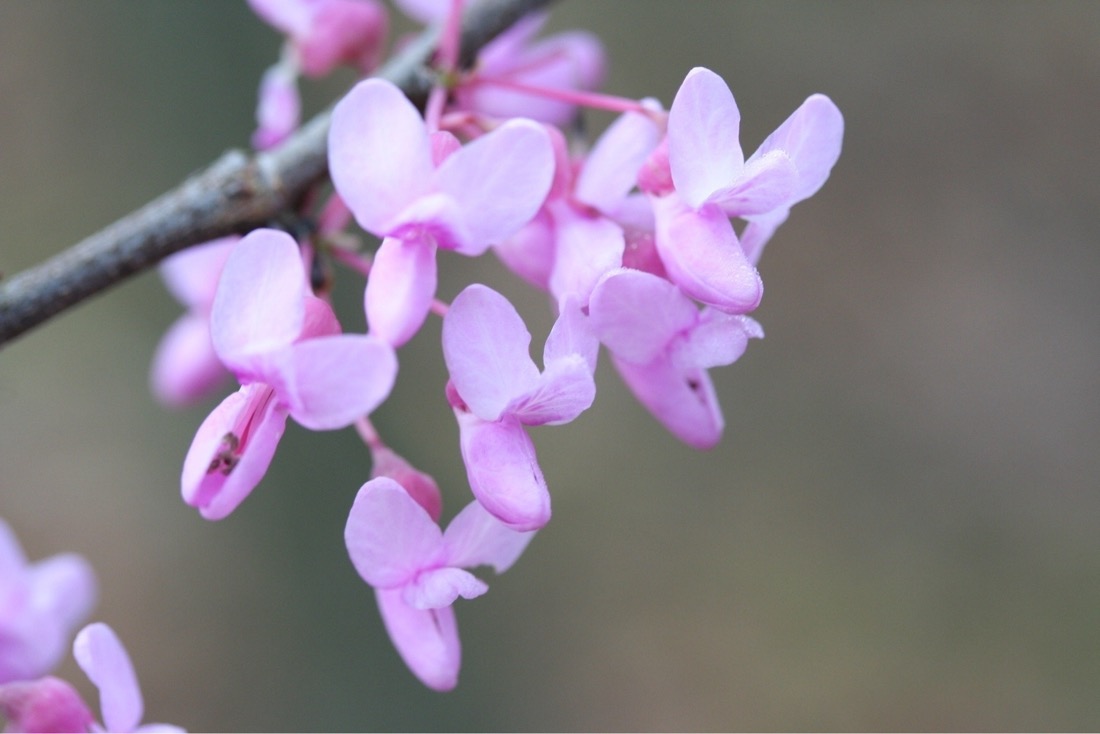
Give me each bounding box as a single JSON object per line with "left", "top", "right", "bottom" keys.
{"left": 3, "top": 1, "right": 1099, "bottom": 730}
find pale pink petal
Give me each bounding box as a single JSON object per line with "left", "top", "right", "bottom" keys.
{"left": 442, "top": 284, "right": 540, "bottom": 422}
{"left": 181, "top": 384, "right": 289, "bottom": 521}
{"left": 299, "top": 295, "right": 342, "bottom": 339}
{"left": 651, "top": 194, "right": 763, "bottom": 314}
{"left": 575, "top": 110, "right": 662, "bottom": 212}
{"left": 0, "top": 677, "right": 95, "bottom": 734}
{"left": 667, "top": 67, "right": 744, "bottom": 209}
{"left": 0, "top": 518, "right": 27, "bottom": 576}
{"left": 375, "top": 588, "right": 460, "bottom": 692}
{"left": 454, "top": 411, "right": 550, "bottom": 531}
{"left": 739, "top": 209, "right": 788, "bottom": 266}
{"left": 612, "top": 353, "right": 724, "bottom": 450}
{"left": 492, "top": 210, "right": 555, "bottom": 291}
{"left": 298, "top": 0, "right": 388, "bottom": 76}
{"left": 364, "top": 236, "right": 438, "bottom": 348}
{"left": 589, "top": 268, "right": 697, "bottom": 364}
{"left": 158, "top": 237, "right": 236, "bottom": 309}
{"left": 706, "top": 149, "right": 798, "bottom": 216}
{"left": 749, "top": 93, "right": 844, "bottom": 204}
{"left": 547, "top": 205, "right": 624, "bottom": 307}
{"left": 675, "top": 312, "right": 763, "bottom": 371}
{"left": 329, "top": 78, "right": 434, "bottom": 236}
{"left": 369, "top": 445, "right": 443, "bottom": 522}
{"left": 73, "top": 623, "right": 142, "bottom": 734}
{"left": 509, "top": 355, "right": 595, "bottom": 426}
{"left": 434, "top": 119, "right": 554, "bottom": 254}
{"left": 345, "top": 478, "right": 444, "bottom": 589}
{"left": 210, "top": 229, "right": 305, "bottom": 372}
{"left": 150, "top": 314, "right": 229, "bottom": 408}
{"left": 443, "top": 499, "right": 536, "bottom": 573}
{"left": 252, "top": 61, "right": 300, "bottom": 150}
{"left": 28, "top": 554, "right": 97, "bottom": 643}
{"left": 542, "top": 295, "right": 598, "bottom": 374}
{"left": 273, "top": 335, "right": 397, "bottom": 430}
{"left": 403, "top": 567, "right": 487, "bottom": 609}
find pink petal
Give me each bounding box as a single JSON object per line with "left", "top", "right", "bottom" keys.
{"left": 706, "top": 149, "right": 798, "bottom": 216}
{"left": 547, "top": 204, "right": 624, "bottom": 307}
{"left": 434, "top": 119, "right": 554, "bottom": 254}
{"left": 509, "top": 355, "right": 595, "bottom": 426}
{"left": 612, "top": 353, "right": 724, "bottom": 450}
{"left": 28, "top": 554, "right": 97, "bottom": 643}
{"left": 454, "top": 411, "right": 550, "bottom": 531}
{"left": 675, "top": 312, "right": 763, "bottom": 371}
{"left": 542, "top": 295, "right": 598, "bottom": 374}
{"left": 749, "top": 93, "right": 844, "bottom": 204}
{"left": 298, "top": 0, "right": 388, "bottom": 76}
{"left": 0, "top": 518, "right": 28, "bottom": 577}
{"left": 0, "top": 677, "right": 95, "bottom": 734}
{"left": 329, "top": 78, "right": 434, "bottom": 236}
{"left": 369, "top": 445, "right": 443, "bottom": 522}
{"left": 403, "top": 567, "right": 487, "bottom": 609}
{"left": 574, "top": 110, "right": 662, "bottom": 213}
{"left": 73, "top": 623, "right": 142, "bottom": 734}
{"left": 344, "top": 478, "right": 444, "bottom": 589}
{"left": 651, "top": 194, "right": 763, "bottom": 314}
{"left": 150, "top": 313, "right": 228, "bottom": 408}
{"left": 667, "top": 67, "right": 744, "bottom": 209}
{"left": 442, "top": 284, "right": 540, "bottom": 422}
{"left": 443, "top": 499, "right": 536, "bottom": 573}
{"left": 273, "top": 334, "right": 397, "bottom": 430}
{"left": 252, "top": 61, "right": 300, "bottom": 151}
{"left": 375, "top": 588, "right": 460, "bottom": 692}
{"left": 492, "top": 210, "right": 555, "bottom": 291}
{"left": 210, "top": 229, "right": 305, "bottom": 373}
{"left": 589, "top": 268, "right": 697, "bottom": 364}
{"left": 364, "top": 236, "right": 438, "bottom": 348}
{"left": 739, "top": 209, "right": 788, "bottom": 266}
{"left": 158, "top": 237, "right": 236, "bottom": 309}
{"left": 181, "top": 384, "right": 289, "bottom": 521}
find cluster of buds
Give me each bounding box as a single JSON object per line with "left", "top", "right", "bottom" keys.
{"left": 2, "top": 0, "right": 842, "bottom": 726}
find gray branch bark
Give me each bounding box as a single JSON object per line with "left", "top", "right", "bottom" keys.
{"left": 0, "top": 0, "right": 555, "bottom": 347}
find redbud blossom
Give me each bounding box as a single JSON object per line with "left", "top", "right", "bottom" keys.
{"left": 443, "top": 285, "right": 596, "bottom": 530}
{"left": 345, "top": 477, "right": 535, "bottom": 691}
{"left": 181, "top": 229, "right": 397, "bottom": 520}
{"left": 0, "top": 518, "right": 96, "bottom": 685}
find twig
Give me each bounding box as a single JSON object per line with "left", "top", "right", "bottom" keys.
{"left": 0, "top": 0, "right": 556, "bottom": 348}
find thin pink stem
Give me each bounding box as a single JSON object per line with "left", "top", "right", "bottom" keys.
{"left": 355, "top": 415, "right": 382, "bottom": 449}
{"left": 329, "top": 245, "right": 373, "bottom": 278}
{"left": 468, "top": 75, "right": 652, "bottom": 116}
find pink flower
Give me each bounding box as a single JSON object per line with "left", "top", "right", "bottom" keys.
{"left": 442, "top": 284, "right": 596, "bottom": 530}
{"left": 150, "top": 237, "right": 237, "bottom": 407}
{"left": 329, "top": 77, "right": 554, "bottom": 347}
{"left": 0, "top": 676, "right": 95, "bottom": 733}
{"left": 251, "top": 57, "right": 301, "bottom": 151}
{"left": 647, "top": 66, "right": 843, "bottom": 311}
{"left": 181, "top": 229, "right": 397, "bottom": 520}
{"left": 0, "top": 518, "right": 96, "bottom": 685}
{"left": 345, "top": 477, "right": 535, "bottom": 691}
{"left": 248, "top": 0, "right": 388, "bottom": 77}
{"left": 589, "top": 269, "right": 762, "bottom": 449}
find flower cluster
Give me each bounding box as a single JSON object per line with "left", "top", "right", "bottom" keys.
{"left": 150, "top": 0, "right": 844, "bottom": 695}
{"left": 0, "top": 521, "right": 180, "bottom": 732}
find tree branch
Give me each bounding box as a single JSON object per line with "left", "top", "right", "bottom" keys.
{"left": 0, "top": 0, "right": 556, "bottom": 348}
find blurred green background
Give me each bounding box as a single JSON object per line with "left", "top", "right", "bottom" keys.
{"left": 3, "top": 1, "right": 1100, "bottom": 730}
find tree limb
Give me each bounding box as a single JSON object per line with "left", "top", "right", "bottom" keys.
{"left": 0, "top": 0, "right": 556, "bottom": 348}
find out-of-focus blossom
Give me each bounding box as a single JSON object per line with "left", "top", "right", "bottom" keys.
{"left": 0, "top": 519, "right": 96, "bottom": 685}
{"left": 150, "top": 237, "right": 237, "bottom": 407}
{"left": 248, "top": 0, "right": 388, "bottom": 76}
